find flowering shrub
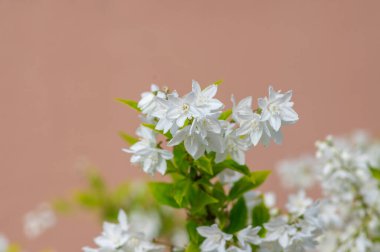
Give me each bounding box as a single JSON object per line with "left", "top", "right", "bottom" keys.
{"left": 276, "top": 131, "right": 380, "bottom": 252}
{"left": 82, "top": 81, "right": 326, "bottom": 252}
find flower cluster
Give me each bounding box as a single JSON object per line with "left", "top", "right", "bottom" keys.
{"left": 197, "top": 191, "right": 323, "bottom": 252}
{"left": 80, "top": 80, "right": 317, "bottom": 252}
{"left": 276, "top": 131, "right": 380, "bottom": 251}
{"left": 83, "top": 210, "right": 164, "bottom": 252}
{"left": 124, "top": 81, "right": 298, "bottom": 175}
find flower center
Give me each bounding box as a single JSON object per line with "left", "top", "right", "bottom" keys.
{"left": 268, "top": 103, "right": 280, "bottom": 115}
{"left": 182, "top": 103, "right": 190, "bottom": 112}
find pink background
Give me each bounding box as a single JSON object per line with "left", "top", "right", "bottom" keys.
{"left": 1, "top": 0, "right": 379, "bottom": 251}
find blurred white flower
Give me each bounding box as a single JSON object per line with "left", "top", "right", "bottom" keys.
{"left": 0, "top": 235, "right": 8, "bottom": 252}
{"left": 83, "top": 210, "right": 164, "bottom": 252}
{"left": 217, "top": 168, "right": 242, "bottom": 186}
{"left": 129, "top": 209, "right": 161, "bottom": 241}
{"left": 276, "top": 154, "right": 318, "bottom": 189}
{"left": 285, "top": 190, "right": 313, "bottom": 217}
{"left": 237, "top": 226, "right": 262, "bottom": 247}
{"left": 24, "top": 203, "right": 56, "bottom": 239}
{"left": 197, "top": 224, "right": 232, "bottom": 252}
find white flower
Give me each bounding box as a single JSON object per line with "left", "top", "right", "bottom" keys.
{"left": 0, "top": 235, "right": 8, "bottom": 252}
{"left": 129, "top": 209, "right": 161, "bottom": 241}
{"left": 24, "top": 203, "right": 56, "bottom": 239}
{"left": 96, "top": 210, "right": 129, "bottom": 249}
{"left": 285, "top": 191, "right": 313, "bottom": 217}
{"left": 138, "top": 84, "right": 167, "bottom": 115}
{"left": 192, "top": 80, "right": 224, "bottom": 113}
{"left": 123, "top": 126, "right": 173, "bottom": 175}
{"left": 216, "top": 122, "right": 249, "bottom": 165}
{"left": 231, "top": 96, "right": 254, "bottom": 124}
{"left": 258, "top": 86, "right": 298, "bottom": 131}
{"left": 237, "top": 113, "right": 265, "bottom": 146}
{"left": 237, "top": 226, "right": 262, "bottom": 247}
{"left": 168, "top": 126, "right": 207, "bottom": 159}
{"left": 197, "top": 224, "right": 233, "bottom": 252}
{"left": 166, "top": 92, "right": 201, "bottom": 128}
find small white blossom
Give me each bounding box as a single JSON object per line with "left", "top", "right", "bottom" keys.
{"left": 237, "top": 113, "right": 265, "bottom": 146}
{"left": 138, "top": 84, "right": 167, "bottom": 115}
{"left": 192, "top": 80, "right": 224, "bottom": 113}
{"left": 166, "top": 92, "right": 201, "bottom": 128}
{"left": 258, "top": 86, "right": 298, "bottom": 132}
{"left": 237, "top": 226, "right": 262, "bottom": 246}
{"left": 123, "top": 126, "right": 173, "bottom": 175}
{"left": 231, "top": 96, "right": 254, "bottom": 124}
{"left": 197, "top": 224, "right": 233, "bottom": 252}
{"left": 216, "top": 123, "right": 249, "bottom": 165}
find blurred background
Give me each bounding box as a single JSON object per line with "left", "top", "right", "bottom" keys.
{"left": 0, "top": 0, "right": 379, "bottom": 251}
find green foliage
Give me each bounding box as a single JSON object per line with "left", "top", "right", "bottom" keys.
{"left": 185, "top": 242, "right": 201, "bottom": 252}
{"left": 251, "top": 201, "right": 270, "bottom": 236}
{"left": 226, "top": 197, "right": 248, "bottom": 233}
{"left": 195, "top": 156, "right": 214, "bottom": 175}
{"left": 369, "top": 165, "right": 380, "bottom": 181}
{"left": 186, "top": 220, "right": 201, "bottom": 244}
{"left": 115, "top": 98, "right": 140, "bottom": 112}
{"left": 213, "top": 159, "right": 251, "bottom": 176}
{"left": 189, "top": 185, "right": 219, "bottom": 214}
{"left": 219, "top": 109, "right": 232, "bottom": 120}
{"left": 149, "top": 182, "right": 180, "bottom": 208}
{"left": 119, "top": 131, "right": 138, "bottom": 145}
{"left": 213, "top": 80, "right": 224, "bottom": 86}
{"left": 229, "top": 170, "right": 271, "bottom": 200}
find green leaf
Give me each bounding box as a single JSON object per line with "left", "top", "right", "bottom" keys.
{"left": 369, "top": 165, "right": 380, "bottom": 181}
{"left": 219, "top": 109, "right": 232, "bottom": 120}
{"left": 141, "top": 123, "right": 172, "bottom": 138}
{"left": 189, "top": 185, "right": 219, "bottom": 213}
{"left": 186, "top": 220, "right": 201, "bottom": 244}
{"left": 165, "top": 160, "right": 177, "bottom": 174}
{"left": 185, "top": 242, "right": 200, "bottom": 252}
{"left": 213, "top": 80, "right": 223, "bottom": 86}
{"left": 119, "top": 131, "right": 138, "bottom": 145}
{"left": 226, "top": 197, "right": 248, "bottom": 233}
{"left": 115, "top": 98, "right": 140, "bottom": 112}
{"left": 214, "top": 159, "right": 251, "bottom": 176}
{"left": 173, "top": 144, "right": 190, "bottom": 173}
{"left": 195, "top": 156, "right": 213, "bottom": 175}
{"left": 228, "top": 170, "right": 271, "bottom": 200}
{"left": 251, "top": 201, "right": 270, "bottom": 236}
{"left": 173, "top": 179, "right": 191, "bottom": 207}
{"left": 148, "top": 182, "right": 180, "bottom": 208}
{"left": 74, "top": 191, "right": 101, "bottom": 207}
{"left": 86, "top": 170, "right": 106, "bottom": 192}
